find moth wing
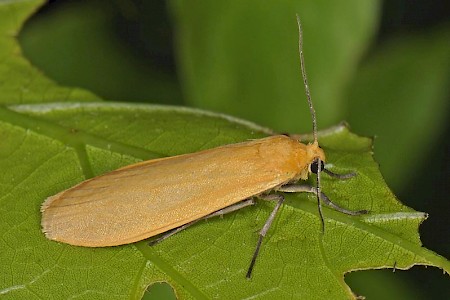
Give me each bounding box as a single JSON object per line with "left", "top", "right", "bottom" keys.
{"left": 41, "top": 136, "right": 304, "bottom": 246}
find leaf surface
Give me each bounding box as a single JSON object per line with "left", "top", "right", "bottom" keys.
{"left": 2, "top": 102, "right": 449, "bottom": 299}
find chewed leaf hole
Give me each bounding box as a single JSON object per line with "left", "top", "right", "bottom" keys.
{"left": 142, "top": 282, "right": 176, "bottom": 300}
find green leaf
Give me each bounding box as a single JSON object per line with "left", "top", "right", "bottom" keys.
{"left": 0, "top": 1, "right": 449, "bottom": 300}
{"left": 1, "top": 102, "right": 449, "bottom": 299}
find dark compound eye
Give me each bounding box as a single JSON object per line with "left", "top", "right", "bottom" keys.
{"left": 310, "top": 159, "right": 325, "bottom": 174}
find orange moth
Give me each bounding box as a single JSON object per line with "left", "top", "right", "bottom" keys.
{"left": 41, "top": 15, "right": 367, "bottom": 278}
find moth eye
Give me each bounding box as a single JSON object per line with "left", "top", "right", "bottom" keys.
{"left": 310, "top": 159, "right": 325, "bottom": 174}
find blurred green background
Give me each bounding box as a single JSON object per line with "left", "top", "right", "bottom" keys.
{"left": 18, "top": 0, "right": 449, "bottom": 299}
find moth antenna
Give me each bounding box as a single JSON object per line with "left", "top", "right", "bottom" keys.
{"left": 296, "top": 14, "right": 317, "bottom": 144}
{"left": 297, "top": 14, "right": 324, "bottom": 230}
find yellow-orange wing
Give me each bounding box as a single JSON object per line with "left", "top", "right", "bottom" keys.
{"left": 41, "top": 135, "right": 313, "bottom": 246}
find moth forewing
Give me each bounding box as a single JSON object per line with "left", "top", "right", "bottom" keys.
{"left": 41, "top": 135, "right": 323, "bottom": 247}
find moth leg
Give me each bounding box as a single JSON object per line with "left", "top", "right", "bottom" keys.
{"left": 323, "top": 168, "right": 356, "bottom": 179}
{"left": 246, "top": 194, "right": 285, "bottom": 279}
{"left": 277, "top": 184, "right": 367, "bottom": 215}
{"left": 148, "top": 198, "right": 255, "bottom": 246}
